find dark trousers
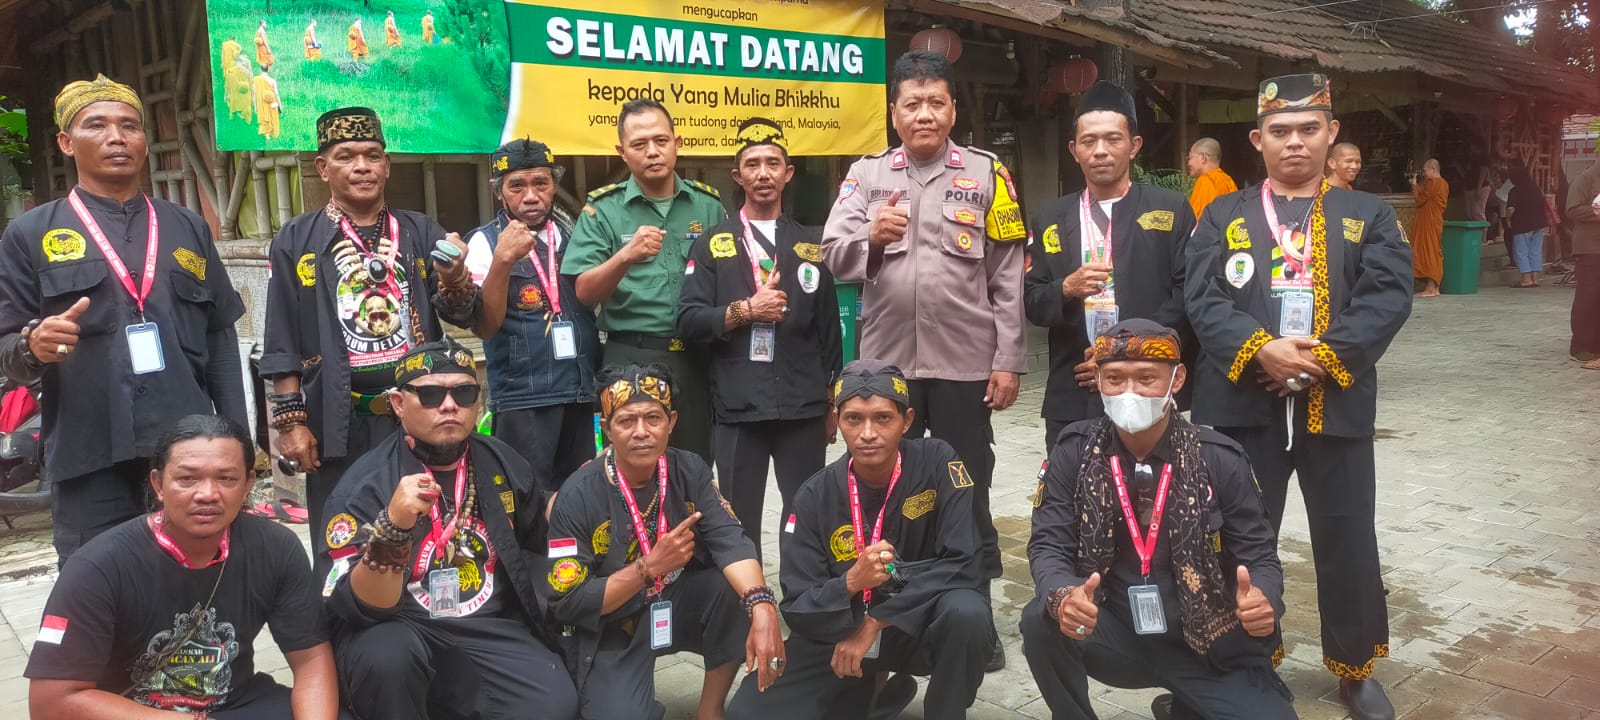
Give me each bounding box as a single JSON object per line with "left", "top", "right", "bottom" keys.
{"left": 603, "top": 340, "right": 714, "bottom": 464}
{"left": 905, "top": 379, "right": 1000, "bottom": 579}
{"left": 726, "top": 589, "right": 989, "bottom": 720}
{"left": 1045, "top": 419, "right": 1071, "bottom": 454}
{"left": 1019, "top": 599, "right": 1294, "bottom": 720}
{"left": 209, "top": 676, "right": 357, "bottom": 719}
{"left": 577, "top": 567, "right": 747, "bottom": 720}
{"left": 714, "top": 416, "right": 828, "bottom": 554}
{"left": 52, "top": 458, "right": 151, "bottom": 568}
{"left": 307, "top": 413, "right": 398, "bottom": 576}
{"left": 1572, "top": 254, "right": 1600, "bottom": 357}
{"left": 1218, "top": 421, "right": 1390, "bottom": 679}
{"left": 336, "top": 615, "right": 577, "bottom": 720}
{"left": 493, "top": 402, "right": 598, "bottom": 490}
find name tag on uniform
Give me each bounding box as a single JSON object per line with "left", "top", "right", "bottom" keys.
{"left": 1128, "top": 584, "right": 1167, "bottom": 635}
{"left": 1084, "top": 296, "right": 1119, "bottom": 341}
{"left": 749, "top": 322, "right": 775, "bottom": 363}
{"left": 650, "top": 600, "right": 673, "bottom": 649}
{"left": 126, "top": 322, "right": 164, "bottom": 374}
{"left": 428, "top": 568, "right": 461, "bottom": 619}
{"left": 864, "top": 628, "right": 882, "bottom": 659}
{"left": 1279, "top": 291, "right": 1314, "bottom": 339}
{"left": 551, "top": 321, "right": 578, "bottom": 360}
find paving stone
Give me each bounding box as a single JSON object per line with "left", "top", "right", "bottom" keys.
{"left": 1551, "top": 676, "right": 1600, "bottom": 712}
{"left": 1464, "top": 656, "right": 1568, "bottom": 696}
{"left": 1476, "top": 688, "right": 1588, "bottom": 720}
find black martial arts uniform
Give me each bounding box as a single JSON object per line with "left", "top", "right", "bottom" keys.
{"left": 676, "top": 214, "right": 842, "bottom": 552}
{"left": 1021, "top": 418, "right": 1292, "bottom": 720}
{"left": 1185, "top": 182, "right": 1411, "bottom": 680}
{"left": 0, "top": 188, "right": 247, "bottom": 564}
{"left": 1025, "top": 184, "right": 1196, "bottom": 452}
{"left": 726, "top": 438, "right": 989, "bottom": 720}
{"left": 545, "top": 447, "right": 757, "bottom": 720}
{"left": 321, "top": 432, "right": 577, "bottom": 720}
{"left": 261, "top": 205, "right": 448, "bottom": 567}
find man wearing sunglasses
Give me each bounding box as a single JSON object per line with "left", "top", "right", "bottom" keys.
{"left": 1021, "top": 320, "right": 1291, "bottom": 720}
{"left": 320, "top": 340, "right": 578, "bottom": 720}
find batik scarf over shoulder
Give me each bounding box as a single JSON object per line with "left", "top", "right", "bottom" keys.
{"left": 1073, "top": 418, "right": 1237, "bottom": 655}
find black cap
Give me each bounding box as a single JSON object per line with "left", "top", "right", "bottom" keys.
{"left": 1074, "top": 81, "right": 1139, "bottom": 135}
{"left": 317, "top": 107, "right": 385, "bottom": 153}
{"left": 833, "top": 359, "right": 910, "bottom": 409}
{"left": 393, "top": 339, "right": 477, "bottom": 387}
{"left": 1258, "top": 74, "right": 1332, "bottom": 118}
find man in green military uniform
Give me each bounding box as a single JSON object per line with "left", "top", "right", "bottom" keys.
{"left": 565, "top": 99, "right": 727, "bottom": 463}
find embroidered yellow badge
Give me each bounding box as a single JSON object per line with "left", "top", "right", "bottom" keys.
{"left": 709, "top": 233, "right": 737, "bottom": 259}
{"left": 1342, "top": 218, "right": 1365, "bottom": 243}
{"left": 500, "top": 491, "right": 515, "bottom": 514}
{"left": 794, "top": 243, "right": 823, "bottom": 262}
{"left": 1042, "top": 224, "right": 1061, "bottom": 254}
{"left": 902, "top": 489, "right": 936, "bottom": 520}
{"left": 948, "top": 461, "right": 974, "bottom": 489}
{"left": 173, "top": 247, "right": 207, "bottom": 280}
{"left": 592, "top": 520, "right": 611, "bottom": 557}
{"left": 548, "top": 558, "right": 587, "bottom": 592}
{"left": 1226, "top": 218, "right": 1251, "bottom": 251}
{"left": 43, "top": 228, "right": 86, "bottom": 262}
{"left": 1137, "top": 210, "right": 1175, "bottom": 232}
{"left": 296, "top": 252, "right": 317, "bottom": 287}
{"left": 829, "top": 524, "right": 857, "bottom": 562}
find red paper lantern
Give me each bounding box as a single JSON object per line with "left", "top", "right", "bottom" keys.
{"left": 1046, "top": 58, "right": 1098, "bottom": 94}
{"left": 910, "top": 27, "right": 963, "bottom": 63}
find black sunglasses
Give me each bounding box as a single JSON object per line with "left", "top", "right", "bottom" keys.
{"left": 399, "top": 383, "right": 481, "bottom": 409}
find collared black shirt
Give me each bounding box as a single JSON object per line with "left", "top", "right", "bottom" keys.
{"left": 0, "top": 188, "right": 246, "bottom": 481}
{"left": 676, "top": 214, "right": 842, "bottom": 423}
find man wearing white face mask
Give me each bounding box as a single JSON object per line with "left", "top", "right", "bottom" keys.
{"left": 1021, "top": 319, "right": 1292, "bottom": 720}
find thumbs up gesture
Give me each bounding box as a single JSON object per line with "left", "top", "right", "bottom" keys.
{"left": 1234, "top": 566, "right": 1275, "bottom": 638}
{"left": 746, "top": 268, "right": 789, "bottom": 323}
{"left": 868, "top": 188, "right": 909, "bottom": 248}
{"left": 1056, "top": 572, "right": 1101, "bottom": 639}
{"left": 30, "top": 297, "right": 91, "bottom": 363}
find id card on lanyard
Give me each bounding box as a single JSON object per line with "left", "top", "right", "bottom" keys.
{"left": 417, "top": 457, "right": 470, "bottom": 619}
{"left": 847, "top": 454, "right": 901, "bottom": 657}
{"left": 1080, "top": 190, "right": 1125, "bottom": 340}
{"left": 525, "top": 220, "right": 577, "bottom": 360}
{"left": 1261, "top": 182, "right": 1318, "bottom": 339}
{"left": 1110, "top": 456, "right": 1173, "bottom": 635}
{"left": 68, "top": 190, "right": 164, "bottom": 374}
{"left": 740, "top": 210, "right": 777, "bottom": 363}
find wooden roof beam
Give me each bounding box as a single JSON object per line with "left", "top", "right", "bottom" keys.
{"left": 899, "top": 0, "right": 1215, "bottom": 70}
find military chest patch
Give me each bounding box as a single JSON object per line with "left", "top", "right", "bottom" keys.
{"left": 1137, "top": 211, "right": 1175, "bottom": 232}
{"left": 1342, "top": 218, "right": 1365, "bottom": 243}
{"left": 902, "top": 488, "right": 936, "bottom": 520}
{"left": 948, "top": 461, "right": 974, "bottom": 489}
{"left": 296, "top": 252, "right": 317, "bottom": 287}
{"left": 1042, "top": 224, "right": 1061, "bottom": 254}
{"left": 830, "top": 524, "right": 857, "bottom": 562}
{"left": 1226, "top": 218, "right": 1251, "bottom": 251}
{"left": 43, "top": 228, "right": 86, "bottom": 263}
{"left": 794, "top": 242, "right": 823, "bottom": 263}
{"left": 516, "top": 283, "right": 544, "bottom": 311}
{"left": 952, "top": 208, "right": 979, "bottom": 227}
{"left": 500, "top": 490, "right": 515, "bottom": 514}
{"left": 173, "top": 247, "right": 207, "bottom": 280}
{"left": 709, "top": 233, "right": 738, "bottom": 259}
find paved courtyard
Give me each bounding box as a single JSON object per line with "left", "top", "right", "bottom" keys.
{"left": 0, "top": 284, "right": 1597, "bottom": 719}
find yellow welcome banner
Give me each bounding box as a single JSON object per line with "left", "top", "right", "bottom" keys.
{"left": 502, "top": 0, "right": 886, "bottom": 156}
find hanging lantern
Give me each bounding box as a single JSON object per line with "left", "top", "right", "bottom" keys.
{"left": 910, "top": 26, "right": 963, "bottom": 63}
{"left": 1046, "top": 58, "right": 1098, "bottom": 94}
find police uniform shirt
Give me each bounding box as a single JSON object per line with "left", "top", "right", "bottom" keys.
{"left": 676, "top": 214, "right": 843, "bottom": 423}
{"left": 1184, "top": 185, "right": 1413, "bottom": 437}
{"left": 780, "top": 438, "right": 983, "bottom": 643}
{"left": 1028, "top": 419, "right": 1283, "bottom": 651}
{"left": 0, "top": 189, "right": 247, "bottom": 481}
{"left": 1025, "top": 184, "right": 1196, "bottom": 423}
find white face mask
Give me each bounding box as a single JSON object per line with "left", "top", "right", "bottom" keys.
{"left": 1100, "top": 367, "right": 1177, "bottom": 434}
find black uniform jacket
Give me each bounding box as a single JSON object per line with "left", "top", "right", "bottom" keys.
{"left": 1026, "top": 184, "right": 1196, "bottom": 422}
{"left": 321, "top": 432, "right": 559, "bottom": 645}
{"left": 677, "top": 214, "right": 842, "bottom": 424}
{"left": 1029, "top": 418, "right": 1284, "bottom": 664}
{"left": 0, "top": 190, "right": 246, "bottom": 481}
{"left": 260, "top": 207, "right": 447, "bottom": 458}
{"left": 1184, "top": 185, "right": 1412, "bottom": 437}
{"left": 780, "top": 438, "right": 983, "bottom": 644}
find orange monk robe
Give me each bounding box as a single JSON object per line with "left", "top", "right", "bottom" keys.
{"left": 1189, "top": 167, "right": 1238, "bottom": 220}
{"left": 221, "top": 39, "right": 242, "bottom": 69}
{"left": 304, "top": 26, "right": 321, "bottom": 60}
{"left": 421, "top": 15, "right": 435, "bottom": 44}
{"left": 385, "top": 16, "right": 401, "bottom": 47}
{"left": 253, "top": 74, "right": 281, "bottom": 140}
{"left": 254, "top": 26, "right": 274, "bottom": 69}
{"left": 349, "top": 23, "right": 369, "bottom": 60}
{"left": 224, "top": 60, "right": 253, "bottom": 122}
{"left": 1410, "top": 176, "right": 1448, "bottom": 283}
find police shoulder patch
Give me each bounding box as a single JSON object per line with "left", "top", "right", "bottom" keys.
{"left": 948, "top": 461, "right": 974, "bottom": 489}
{"left": 902, "top": 488, "right": 937, "bottom": 520}
{"left": 687, "top": 179, "right": 721, "bottom": 198}
{"left": 173, "top": 247, "right": 207, "bottom": 280}
{"left": 548, "top": 558, "right": 588, "bottom": 593}
{"left": 42, "top": 228, "right": 86, "bottom": 263}
{"left": 1137, "top": 210, "right": 1175, "bottom": 232}
{"left": 586, "top": 182, "right": 623, "bottom": 202}
{"left": 829, "top": 524, "right": 857, "bottom": 562}
{"left": 794, "top": 242, "right": 823, "bottom": 263}
{"left": 709, "top": 232, "right": 738, "bottom": 259}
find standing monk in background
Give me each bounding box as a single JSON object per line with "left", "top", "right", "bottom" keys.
{"left": 253, "top": 66, "right": 281, "bottom": 141}
{"left": 304, "top": 20, "right": 322, "bottom": 61}
{"left": 422, "top": 11, "right": 436, "bottom": 44}
{"left": 348, "top": 19, "right": 369, "bottom": 62}
{"left": 254, "top": 19, "right": 274, "bottom": 70}
{"left": 224, "top": 55, "right": 253, "bottom": 123}
{"left": 1326, "top": 143, "right": 1361, "bottom": 190}
{"left": 1186, "top": 138, "right": 1237, "bottom": 221}
{"left": 1410, "top": 159, "right": 1447, "bottom": 297}
{"left": 384, "top": 11, "right": 402, "bottom": 48}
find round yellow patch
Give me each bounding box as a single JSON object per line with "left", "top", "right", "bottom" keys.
{"left": 296, "top": 252, "right": 318, "bottom": 286}
{"left": 829, "top": 524, "right": 857, "bottom": 563}
{"left": 42, "top": 228, "right": 86, "bottom": 263}
{"left": 548, "top": 558, "right": 588, "bottom": 593}
{"left": 325, "top": 513, "right": 358, "bottom": 549}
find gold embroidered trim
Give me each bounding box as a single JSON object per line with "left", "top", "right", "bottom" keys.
{"left": 1228, "top": 329, "right": 1274, "bottom": 383}
{"left": 1271, "top": 643, "right": 1285, "bottom": 668}
{"left": 1324, "top": 643, "right": 1389, "bottom": 680}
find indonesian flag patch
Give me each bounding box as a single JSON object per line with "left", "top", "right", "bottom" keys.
{"left": 548, "top": 537, "right": 578, "bottom": 558}
{"left": 37, "top": 615, "right": 68, "bottom": 645}
{"left": 784, "top": 514, "right": 797, "bottom": 534}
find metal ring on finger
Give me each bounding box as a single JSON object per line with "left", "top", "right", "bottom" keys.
{"left": 1075, "top": 624, "right": 1087, "bottom": 636}
{"left": 57, "top": 343, "right": 69, "bottom": 357}
{"left": 769, "top": 657, "right": 784, "bottom": 671}
{"left": 1285, "top": 376, "right": 1304, "bottom": 392}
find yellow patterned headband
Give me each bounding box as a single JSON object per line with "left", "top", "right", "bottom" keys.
{"left": 1092, "top": 330, "right": 1181, "bottom": 364}
{"left": 54, "top": 74, "right": 143, "bottom": 129}
{"left": 599, "top": 373, "right": 673, "bottom": 420}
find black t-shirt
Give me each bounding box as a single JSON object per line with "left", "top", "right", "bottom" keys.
{"left": 25, "top": 513, "right": 327, "bottom": 713}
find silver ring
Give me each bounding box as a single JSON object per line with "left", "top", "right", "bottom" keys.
{"left": 768, "top": 657, "right": 783, "bottom": 670}
{"left": 781, "top": 306, "right": 789, "bottom": 314}
{"left": 1075, "top": 624, "right": 1086, "bottom": 636}
{"left": 56, "top": 343, "right": 68, "bottom": 357}
{"left": 1285, "top": 377, "right": 1304, "bottom": 392}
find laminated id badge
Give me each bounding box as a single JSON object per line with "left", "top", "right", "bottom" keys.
{"left": 1084, "top": 297, "right": 1119, "bottom": 340}
{"left": 428, "top": 568, "right": 461, "bottom": 619}
{"left": 1278, "top": 291, "right": 1314, "bottom": 339}
{"left": 1128, "top": 584, "right": 1167, "bottom": 635}
{"left": 650, "top": 600, "right": 673, "bottom": 650}
{"left": 125, "top": 322, "right": 165, "bottom": 374}
{"left": 863, "top": 629, "right": 882, "bottom": 659}
{"left": 749, "top": 322, "right": 776, "bottom": 363}
{"left": 551, "top": 320, "right": 578, "bottom": 360}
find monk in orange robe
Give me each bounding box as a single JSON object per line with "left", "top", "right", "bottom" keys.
{"left": 254, "top": 20, "right": 275, "bottom": 70}
{"left": 1410, "top": 159, "right": 1448, "bottom": 297}
{"left": 384, "top": 11, "right": 401, "bottom": 48}
{"left": 348, "top": 19, "right": 369, "bottom": 62}
{"left": 304, "top": 20, "right": 322, "bottom": 61}
{"left": 1186, "top": 137, "right": 1237, "bottom": 220}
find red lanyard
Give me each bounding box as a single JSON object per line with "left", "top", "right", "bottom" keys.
{"left": 150, "top": 512, "right": 230, "bottom": 569}
{"left": 1260, "top": 181, "right": 1322, "bottom": 276}
{"left": 523, "top": 219, "right": 562, "bottom": 317}
{"left": 737, "top": 208, "right": 771, "bottom": 289}
{"left": 614, "top": 452, "right": 670, "bottom": 595}
{"left": 338, "top": 212, "right": 402, "bottom": 292}
{"left": 847, "top": 453, "right": 902, "bottom": 604}
{"left": 1109, "top": 456, "right": 1173, "bottom": 579}
{"left": 68, "top": 189, "right": 159, "bottom": 316}
{"left": 1078, "top": 184, "right": 1129, "bottom": 267}
{"left": 425, "top": 456, "right": 471, "bottom": 558}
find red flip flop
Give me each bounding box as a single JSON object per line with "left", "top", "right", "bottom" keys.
{"left": 246, "top": 500, "right": 308, "bottom": 524}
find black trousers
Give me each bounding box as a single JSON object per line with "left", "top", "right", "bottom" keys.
{"left": 1218, "top": 420, "right": 1390, "bottom": 679}
{"left": 905, "top": 379, "right": 1000, "bottom": 579}
{"left": 726, "top": 589, "right": 989, "bottom": 720}
{"left": 52, "top": 458, "right": 151, "bottom": 568}
{"left": 493, "top": 402, "right": 597, "bottom": 490}
{"left": 209, "top": 675, "right": 358, "bottom": 719}
{"left": 603, "top": 340, "right": 714, "bottom": 464}
{"left": 576, "top": 567, "right": 747, "bottom": 720}
{"left": 1019, "top": 599, "right": 1294, "bottom": 720}
{"left": 336, "top": 615, "right": 577, "bottom": 720}
{"left": 307, "top": 413, "right": 398, "bottom": 577}
{"left": 714, "top": 416, "right": 828, "bottom": 555}
{"left": 1572, "top": 254, "right": 1600, "bottom": 357}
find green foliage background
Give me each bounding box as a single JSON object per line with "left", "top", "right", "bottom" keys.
{"left": 207, "top": 0, "right": 510, "bottom": 153}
